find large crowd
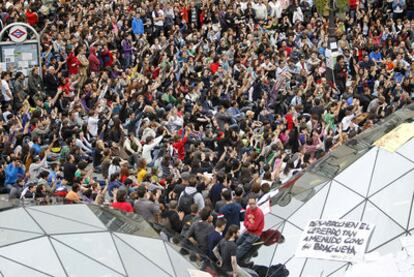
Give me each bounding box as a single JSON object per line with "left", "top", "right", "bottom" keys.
{"left": 0, "top": 0, "right": 413, "bottom": 276}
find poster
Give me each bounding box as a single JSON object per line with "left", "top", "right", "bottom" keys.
{"left": 4, "top": 49, "right": 14, "bottom": 56}
{"left": 296, "top": 219, "right": 374, "bottom": 262}
{"left": 374, "top": 123, "right": 414, "bottom": 152}
{"left": 21, "top": 52, "right": 33, "bottom": 61}
{"left": 18, "top": 61, "right": 29, "bottom": 68}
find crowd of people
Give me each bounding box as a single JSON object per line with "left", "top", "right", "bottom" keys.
{"left": 0, "top": 0, "right": 414, "bottom": 276}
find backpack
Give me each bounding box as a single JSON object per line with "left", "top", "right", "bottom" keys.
{"left": 261, "top": 229, "right": 282, "bottom": 246}
{"left": 178, "top": 190, "right": 197, "bottom": 214}
{"left": 268, "top": 264, "right": 289, "bottom": 277}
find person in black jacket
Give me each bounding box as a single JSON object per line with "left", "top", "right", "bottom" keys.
{"left": 44, "top": 66, "right": 59, "bottom": 97}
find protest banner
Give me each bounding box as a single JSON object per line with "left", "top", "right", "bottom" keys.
{"left": 296, "top": 219, "right": 374, "bottom": 262}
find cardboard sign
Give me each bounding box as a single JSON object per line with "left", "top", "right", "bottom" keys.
{"left": 296, "top": 219, "right": 374, "bottom": 262}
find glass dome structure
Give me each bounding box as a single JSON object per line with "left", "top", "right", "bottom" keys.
{"left": 0, "top": 204, "right": 198, "bottom": 277}
{"left": 256, "top": 111, "right": 414, "bottom": 276}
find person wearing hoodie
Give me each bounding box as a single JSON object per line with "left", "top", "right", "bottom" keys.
{"left": 88, "top": 47, "right": 101, "bottom": 73}
{"left": 178, "top": 175, "right": 205, "bottom": 213}
{"left": 132, "top": 13, "right": 144, "bottom": 37}
{"left": 5, "top": 158, "right": 25, "bottom": 188}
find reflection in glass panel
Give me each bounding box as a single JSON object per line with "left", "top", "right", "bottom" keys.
{"left": 165, "top": 243, "right": 197, "bottom": 277}
{"left": 88, "top": 205, "right": 159, "bottom": 238}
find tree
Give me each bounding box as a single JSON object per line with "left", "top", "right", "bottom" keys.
{"left": 314, "top": 0, "right": 349, "bottom": 16}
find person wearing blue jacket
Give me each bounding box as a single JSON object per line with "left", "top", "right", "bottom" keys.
{"left": 5, "top": 158, "right": 25, "bottom": 187}
{"left": 132, "top": 12, "right": 144, "bottom": 37}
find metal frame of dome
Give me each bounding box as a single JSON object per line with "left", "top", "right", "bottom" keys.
{"left": 0, "top": 204, "right": 198, "bottom": 277}
{"left": 255, "top": 107, "right": 414, "bottom": 277}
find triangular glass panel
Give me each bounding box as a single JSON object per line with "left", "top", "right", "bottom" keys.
{"left": 369, "top": 148, "right": 414, "bottom": 196}
{"left": 52, "top": 233, "right": 125, "bottom": 275}
{"left": 369, "top": 170, "right": 414, "bottom": 229}
{"left": 51, "top": 238, "right": 124, "bottom": 277}
{"left": 28, "top": 208, "right": 105, "bottom": 234}
{"left": 396, "top": 138, "right": 414, "bottom": 163}
{"left": 264, "top": 214, "right": 284, "bottom": 230}
{"left": 254, "top": 223, "right": 285, "bottom": 267}
{"left": 288, "top": 184, "right": 331, "bottom": 228}
{"left": 334, "top": 148, "right": 378, "bottom": 197}
{"left": 340, "top": 202, "right": 366, "bottom": 222}
{"left": 300, "top": 259, "right": 348, "bottom": 277}
{"left": 0, "top": 256, "right": 49, "bottom": 277}
{"left": 271, "top": 183, "right": 329, "bottom": 220}
{"left": 27, "top": 205, "right": 106, "bottom": 230}
{"left": 367, "top": 235, "right": 405, "bottom": 255}
{"left": 327, "top": 263, "right": 350, "bottom": 276}
{"left": 112, "top": 234, "right": 171, "bottom": 277}
{"left": 270, "top": 222, "right": 304, "bottom": 266}
{"left": 0, "top": 228, "right": 43, "bottom": 247}
{"left": 284, "top": 256, "right": 306, "bottom": 277}
{"left": 362, "top": 202, "right": 406, "bottom": 253}
{"left": 321, "top": 181, "right": 365, "bottom": 220}
{"left": 0, "top": 237, "right": 66, "bottom": 277}
{"left": 0, "top": 208, "right": 43, "bottom": 234}
{"left": 165, "top": 243, "right": 197, "bottom": 277}
{"left": 114, "top": 233, "right": 174, "bottom": 275}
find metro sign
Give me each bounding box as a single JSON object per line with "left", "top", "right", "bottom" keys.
{"left": 9, "top": 25, "right": 28, "bottom": 42}
{"left": 11, "top": 29, "right": 26, "bottom": 39}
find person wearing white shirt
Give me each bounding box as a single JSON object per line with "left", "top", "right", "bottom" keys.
{"left": 252, "top": 1, "right": 267, "bottom": 21}
{"left": 341, "top": 112, "right": 356, "bottom": 132}
{"left": 123, "top": 133, "right": 143, "bottom": 168}
{"left": 87, "top": 111, "right": 100, "bottom": 137}
{"left": 142, "top": 135, "right": 163, "bottom": 165}
{"left": 1, "top": 72, "right": 13, "bottom": 103}
{"left": 152, "top": 4, "right": 165, "bottom": 37}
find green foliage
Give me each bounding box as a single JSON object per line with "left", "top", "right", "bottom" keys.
{"left": 336, "top": 0, "right": 349, "bottom": 12}
{"left": 314, "top": 0, "right": 329, "bottom": 16}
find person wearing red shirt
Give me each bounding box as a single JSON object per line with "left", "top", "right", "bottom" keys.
{"left": 25, "top": 8, "right": 38, "bottom": 26}
{"left": 210, "top": 57, "right": 220, "bottom": 74}
{"left": 112, "top": 189, "right": 134, "bottom": 213}
{"left": 236, "top": 197, "right": 264, "bottom": 265}
{"left": 173, "top": 128, "right": 189, "bottom": 161}
{"left": 66, "top": 51, "right": 80, "bottom": 76}
{"left": 101, "top": 46, "right": 114, "bottom": 68}
{"left": 181, "top": 5, "right": 189, "bottom": 23}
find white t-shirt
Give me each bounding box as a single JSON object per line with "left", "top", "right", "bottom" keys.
{"left": 1, "top": 79, "right": 11, "bottom": 102}
{"left": 152, "top": 10, "right": 165, "bottom": 27}
{"left": 87, "top": 116, "right": 99, "bottom": 137}
{"left": 253, "top": 3, "right": 267, "bottom": 20}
